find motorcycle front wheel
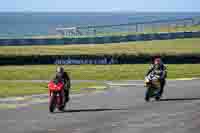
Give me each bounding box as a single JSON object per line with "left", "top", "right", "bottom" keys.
{"left": 145, "top": 88, "right": 150, "bottom": 102}
{"left": 49, "top": 93, "right": 57, "bottom": 113}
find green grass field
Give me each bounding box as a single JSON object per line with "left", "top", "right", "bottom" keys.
{"left": 0, "top": 38, "right": 200, "bottom": 56}
{"left": 0, "top": 81, "right": 106, "bottom": 98}
{"left": 0, "top": 82, "right": 47, "bottom": 97}
{"left": 1, "top": 64, "right": 200, "bottom": 81}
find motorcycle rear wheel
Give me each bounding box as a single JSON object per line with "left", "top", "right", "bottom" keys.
{"left": 58, "top": 91, "right": 67, "bottom": 111}
{"left": 58, "top": 103, "right": 66, "bottom": 111}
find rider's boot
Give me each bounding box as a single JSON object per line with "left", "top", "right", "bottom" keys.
{"left": 64, "top": 89, "right": 70, "bottom": 103}
{"left": 159, "top": 79, "right": 165, "bottom": 97}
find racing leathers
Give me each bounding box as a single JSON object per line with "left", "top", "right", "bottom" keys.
{"left": 53, "top": 71, "right": 71, "bottom": 103}
{"left": 146, "top": 64, "right": 167, "bottom": 96}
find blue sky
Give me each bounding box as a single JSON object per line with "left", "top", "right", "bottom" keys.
{"left": 0, "top": 0, "right": 199, "bottom": 12}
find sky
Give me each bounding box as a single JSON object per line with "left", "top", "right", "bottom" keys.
{"left": 0, "top": 0, "right": 199, "bottom": 12}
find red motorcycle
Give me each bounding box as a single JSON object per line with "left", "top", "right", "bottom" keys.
{"left": 48, "top": 81, "right": 66, "bottom": 113}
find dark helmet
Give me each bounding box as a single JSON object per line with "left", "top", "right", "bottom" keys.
{"left": 56, "top": 66, "right": 64, "bottom": 73}
{"left": 154, "top": 57, "right": 164, "bottom": 70}
{"left": 154, "top": 58, "right": 162, "bottom": 65}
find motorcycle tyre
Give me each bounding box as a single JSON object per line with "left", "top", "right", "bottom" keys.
{"left": 49, "top": 93, "right": 57, "bottom": 113}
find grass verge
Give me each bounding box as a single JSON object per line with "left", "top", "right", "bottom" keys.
{"left": 0, "top": 64, "right": 200, "bottom": 80}
{"left": 0, "top": 81, "right": 106, "bottom": 98}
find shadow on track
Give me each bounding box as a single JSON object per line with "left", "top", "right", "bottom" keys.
{"left": 160, "top": 97, "right": 200, "bottom": 101}
{"left": 54, "top": 108, "right": 127, "bottom": 114}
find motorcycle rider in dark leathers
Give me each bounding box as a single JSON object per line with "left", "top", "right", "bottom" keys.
{"left": 53, "top": 66, "right": 71, "bottom": 103}
{"left": 146, "top": 57, "right": 167, "bottom": 97}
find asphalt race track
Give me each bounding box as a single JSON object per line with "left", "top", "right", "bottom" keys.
{"left": 1, "top": 80, "right": 200, "bottom": 133}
